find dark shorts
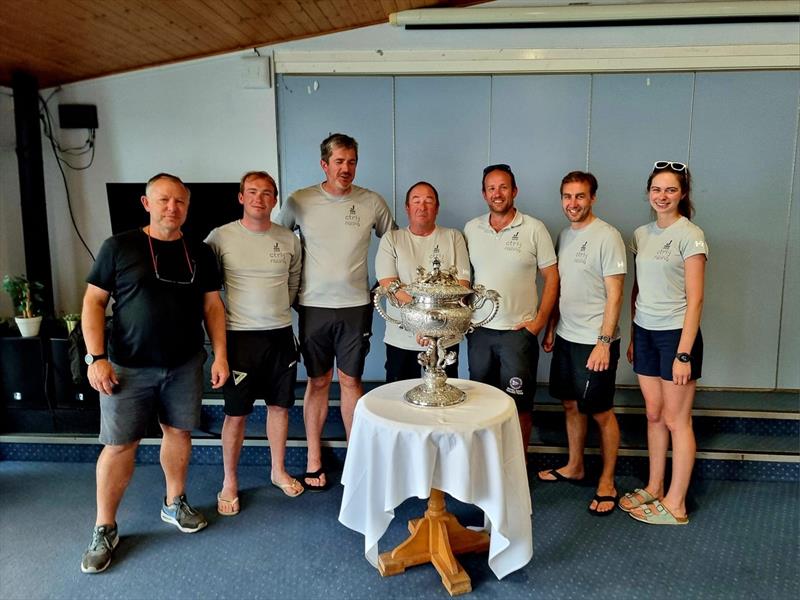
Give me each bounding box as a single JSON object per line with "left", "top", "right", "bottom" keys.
{"left": 384, "top": 343, "right": 460, "bottom": 383}
{"left": 633, "top": 323, "right": 703, "bottom": 381}
{"left": 467, "top": 327, "right": 538, "bottom": 412}
{"left": 223, "top": 327, "right": 299, "bottom": 415}
{"left": 99, "top": 350, "right": 205, "bottom": 445}
{"left": 549, "top": 335, "right": 620, "bottom": 414}
{"left": 299, "top": 304, "right": 372, "bottom": 378}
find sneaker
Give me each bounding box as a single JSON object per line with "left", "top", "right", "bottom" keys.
{"left": 160, "top": 494, "right": 207, "bottom": 533}
{"left": 80, "top": 523, "right": 119, "bottom": 574}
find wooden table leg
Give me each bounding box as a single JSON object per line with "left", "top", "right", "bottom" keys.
{"left": 378, "top": 489, "right": 490, "bottom": 596}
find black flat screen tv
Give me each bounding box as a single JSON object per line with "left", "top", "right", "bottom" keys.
{"left": 105, "top": 182, "right": 242, "bottom": 243}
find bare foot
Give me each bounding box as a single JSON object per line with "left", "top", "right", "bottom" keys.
{"left": 537, "top": 467, "right": 584, "bottom": 482}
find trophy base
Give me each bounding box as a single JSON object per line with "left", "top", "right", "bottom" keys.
{"left": 404, "top": 381, "right": 466, "bottom": 408}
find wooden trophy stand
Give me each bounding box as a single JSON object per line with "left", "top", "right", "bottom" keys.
{"left": 377, "top": 488, "right": 490, "bottom": 596}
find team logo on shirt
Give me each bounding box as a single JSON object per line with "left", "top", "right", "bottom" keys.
{"left": 574, "top": 241, "right": 588, "bottom": 265}
{"left": 345, "top": 204, "right": 361, "bottom": 227}
{"left": 655, "top": 240, "right": 673, "bottom": 261}
{"left": 506, "top": 376, "right": 524, "bottom": 395}
{"left": 505, "top": 231, "right": 522, "bottom": 253}
{"left": 269, "top": 242, "right": 286, "bottom": 264}
{"left": 695, "top": 240, "right": 705, "bottom": 249}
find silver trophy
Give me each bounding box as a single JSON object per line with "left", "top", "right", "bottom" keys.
{"left": 374, "top": 258, "right": 499, "bottom": 407}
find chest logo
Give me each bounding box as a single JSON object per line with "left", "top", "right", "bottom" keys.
{"left": 574, "top": 241, "right": 588, "bottom": 265}
{"left": 345, "top": 204, "right": 361, "bottom": 227}
{"left": 269, "top": 242, "right": 285, "bottom": 264}
{"left": 655, "top": 240, "right": 673, "bottom": 261}
{"left": 505, "top": 231, "right": 522, "bottom": 253}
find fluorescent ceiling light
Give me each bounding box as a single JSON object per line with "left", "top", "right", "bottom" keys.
{"left": 390, "top": 1, "right": 800, "bottom": 27}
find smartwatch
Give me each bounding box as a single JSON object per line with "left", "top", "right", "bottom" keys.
{"left": 85, "top": 353, "right": 108, "bottom": 366}
{"left": 597, "top": 335, "right": 612, "bottom": 344}
{"left": 675, "top": 352, "right": 692, "bottom": 363}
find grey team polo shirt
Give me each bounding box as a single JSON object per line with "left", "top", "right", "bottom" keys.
{"left": 630, "top": 216, "right": 708, "bottom": 331}
{"left": 205, "top": 220, "right": 301, "bottom": 331}
{"left": 555, "top": 218, "right": 627, "bottom": 345}
{"left": 464, "top": 210, "right": 557, "bottom": 330}
{"left": 276, "top": 184, "right": 395, "bottom": 308}
{"left": 375, "top": 226, "right": 471, "bottom": 350}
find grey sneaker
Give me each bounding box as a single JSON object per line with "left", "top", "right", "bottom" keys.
{"left": 80, "top": 523, "right": 119, "bottom": 574}
{"left": 160, "top": 494, "right": 207, "bottom": 533}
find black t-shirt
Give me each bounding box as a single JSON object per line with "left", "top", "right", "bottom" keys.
{"left": 87, "top": 228, "right": 222, "bottom": 368}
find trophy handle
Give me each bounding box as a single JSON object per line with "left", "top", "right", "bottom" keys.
{"left": 467, "top": 285, "right": 500, "bottom": 332}
{"left": 373, "top": 281, "right": 403, "bottom": 326}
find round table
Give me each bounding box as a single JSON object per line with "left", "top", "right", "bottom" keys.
{"left": 338, "top": 378, "right": 532, "bottom": 595}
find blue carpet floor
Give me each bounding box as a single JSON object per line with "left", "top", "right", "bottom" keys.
{"left": 0, "top": 461, "right": 797, "bottom": 599}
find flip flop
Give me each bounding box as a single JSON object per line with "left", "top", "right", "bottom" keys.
{"left": 629, "top": 500, "right": 689, "bottom": 526}
{"left": 217, "top": 493, "right": 240, "bottom": 517}
{"left": 588, "top": 493, "right": 618, "bottom": 517}
{"left": 302, "top": 468, "right": 331, "bottom": 492}
{"left": 271, "top": 478, "right": 304, "bottom": 498}
{"left": 618, "top": 488, "right": 658, "bottom": 513}
{"left": 537, "top": 469, "right": 584, "bottom": 483}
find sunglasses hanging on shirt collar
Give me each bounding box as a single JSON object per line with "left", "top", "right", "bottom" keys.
{"left": 145, "top": 228, "right": 196, "bottom": 285}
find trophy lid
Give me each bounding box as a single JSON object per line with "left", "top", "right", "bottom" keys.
{"left": 404, "top": 258, "right": 471, "bottom": 300}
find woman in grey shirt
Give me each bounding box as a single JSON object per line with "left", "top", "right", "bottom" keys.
{"left": 620, "top": 161, "right": 708, "bottom": 526}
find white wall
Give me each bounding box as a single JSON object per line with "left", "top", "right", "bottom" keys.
{"left": 36, "top": 55, "right": 279, "bottom": 312}
{"left": 1, "top": 14, "right": 797, "bottom": 315}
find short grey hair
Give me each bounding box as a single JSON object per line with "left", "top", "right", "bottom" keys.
{"left": 145, "top": 173, "right": 190, "bottom": 199}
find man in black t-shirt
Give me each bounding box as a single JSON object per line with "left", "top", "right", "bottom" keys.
{"left": 79, "top": 173, "right": 229, "bottom": 575}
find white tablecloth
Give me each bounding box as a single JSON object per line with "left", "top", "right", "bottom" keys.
{"left": 338, "top": 378, "right": 532, "bottom": 579}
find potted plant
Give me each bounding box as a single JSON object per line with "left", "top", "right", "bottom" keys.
{"left": 2, "top": 274, "right": 44, "bottom": 337}
{"left": 62, "top": 312, "right": 81, "bottom": 335}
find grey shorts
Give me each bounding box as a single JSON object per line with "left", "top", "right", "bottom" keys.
{"left": 99, "top": 350, "right": 206, "bottom": 445}
{"left": 467, "top": 327, "right": 539, "bottom": 413}
{"left": 299, "top": 304, "right": 372, "bottom": 378}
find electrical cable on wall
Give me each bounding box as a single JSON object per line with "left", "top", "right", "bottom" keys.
{"left": 38, "top": 92, "right": 95, "bottom": 260}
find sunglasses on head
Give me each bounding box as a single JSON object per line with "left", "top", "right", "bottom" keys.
{"left": 653, "top": 161, "right": 687, "bottom": 172}
{"left": 483, "top": 163, "right": 513, "bottom": 176}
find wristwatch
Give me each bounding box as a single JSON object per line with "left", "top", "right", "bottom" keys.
{"left": 675, "top": 352, "right": 692, "bottom": 363}
{"left": 597, "top": 335, "right": 612, "bottom": 344}
{"left": 85, "top": 353, "right": 108, "bottom": 366}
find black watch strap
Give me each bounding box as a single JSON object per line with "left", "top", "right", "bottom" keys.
{"left": 85, "top": 353, "right": 108, "bottom": 365}
{"left": 676, "top": 352, "right": 692, "bottom": 363}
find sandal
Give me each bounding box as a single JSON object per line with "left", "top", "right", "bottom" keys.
{"left": 217, "top": 493, "right": 240, "bottom": 517}
{"left": 629, "top": 500, "right": 689, "bottom": 526}
{"left": 588, "top": 493, "right": 618, "bottom": 517}
{"left": 537, "top": 469, "right": 584, "bottom": 483}
{"left": 618, "top": 488, "right": 658, "bottom": 513}
{"left": 271, "top": 478, "right": 304, "bottom": 498}
{"left": 302, "top": 468, "right": 331, "bottom": 492}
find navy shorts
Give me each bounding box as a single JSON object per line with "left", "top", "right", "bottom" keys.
{"left": 633, "top": 323, "right": 703, "bottom": 381}
{"left": 223, "top": 327, "right": 299, "bottom": 415}
{"left": 549, "top": 335, "right": 620, "bottom": 414}
{"left": 99, "top": 350, "right": 205, "bottom": 445}
{"left": 467, "top": 327, "right": 538, "bottom": 412}
{"left": 384, "top": 343, "right": 460, "bottom": 383}
{"left": 299, "top": 304, "right": 372, "bottom": 378}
